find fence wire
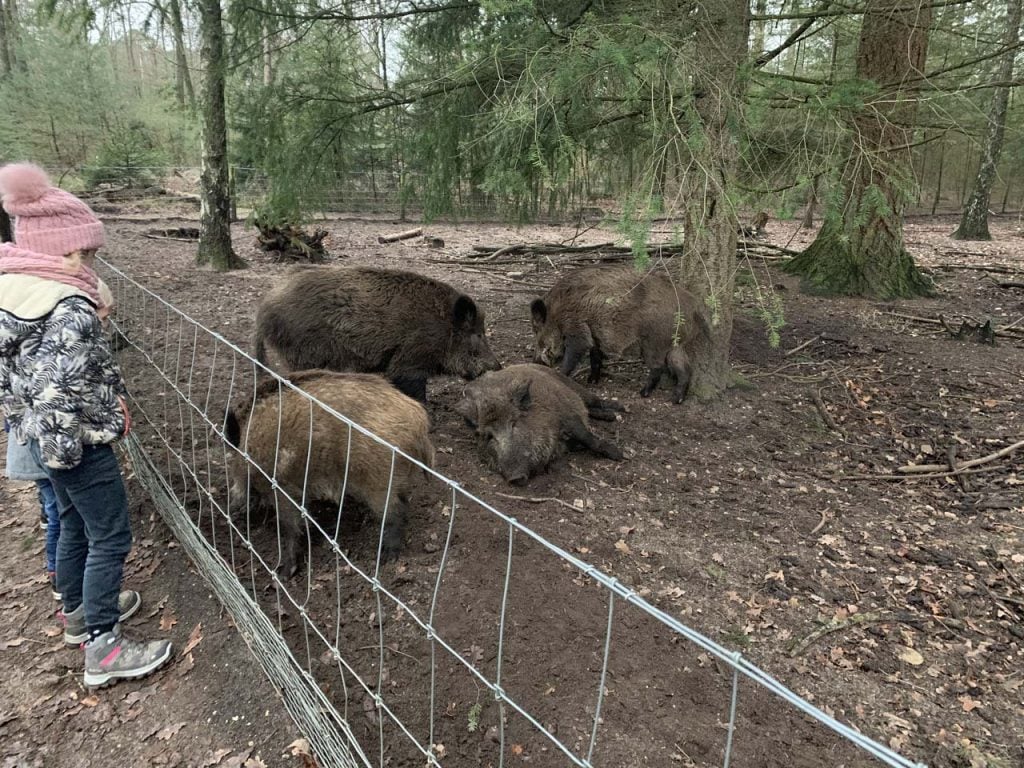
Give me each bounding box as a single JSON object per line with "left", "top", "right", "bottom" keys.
{"left": 98, "top": 256, "right": 929, "bottom": 768}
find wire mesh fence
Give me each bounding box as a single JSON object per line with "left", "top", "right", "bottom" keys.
{"left": 61, "top": 165, "right": 616, "bottom": 223}
{"left": 50, "top": 164, "right": 1024, "bottom": 223}
{"left": 98, "top": 256, "right": 928, "bottom": 768}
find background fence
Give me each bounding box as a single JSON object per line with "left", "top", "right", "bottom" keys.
{"left": 59, "top": 165, "right": 1024, "bottom": 223}
{"left": 98, "top": 256, "right": 928, "bottom": 768}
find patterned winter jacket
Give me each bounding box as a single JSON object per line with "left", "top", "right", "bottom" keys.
{"left": 0, "top": 273, "right": 128, "bottom": 470}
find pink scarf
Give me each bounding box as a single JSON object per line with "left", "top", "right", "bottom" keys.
{"left": 0, "top": 242, "right": 102, "bottom": 307}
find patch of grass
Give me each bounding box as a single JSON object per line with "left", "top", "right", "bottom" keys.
{"left": 720, "top": 626, "right": 752, "bottom": 648}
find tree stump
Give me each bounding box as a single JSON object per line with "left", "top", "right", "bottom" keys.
{"left": 254, "top": 220, "right": 330, "bottom": 263}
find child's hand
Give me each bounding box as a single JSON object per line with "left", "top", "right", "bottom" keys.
{"left": 118, "top": 396, "right": 132, "bottom": 435}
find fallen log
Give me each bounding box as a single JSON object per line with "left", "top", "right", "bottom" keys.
{"left": 377, "top": 227, "right": 423, "bottom": 243}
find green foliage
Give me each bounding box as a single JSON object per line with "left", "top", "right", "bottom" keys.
{"left": 467, "top": 702, "right": 482, "bottom": 733}
{"left": 0, "top": 19, "right": 194, "bottom": 173}
{"left": 756, "top": 292, "right": 785, "bottom": 348}
{"left": 85, "top": 121, "right": 165, "bottom": 188}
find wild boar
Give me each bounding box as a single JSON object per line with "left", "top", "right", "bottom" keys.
{"left": 253, "top": 266, "right": 501, "bottom": 402}
{"left": 455, "top": 364, "right": 623, "bottom": 484}
{"left": 530, "top": 265, "right": 707, "bottom": 403}
{"left": 224, "top": 370, "right": 435, "bottom": 576}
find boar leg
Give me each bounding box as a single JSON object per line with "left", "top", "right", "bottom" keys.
{"left": 360, "top": 487, "right": 408, "bottom": 562}
{"left": 276, "top": 506, "right": 306, "bottom": 578}
{"left": 640, "top": 366, "right": 665, "bottom": 398}
{"left": 564, "top": 417, "right": 624, "bottom": 461}
{"left": 390, "top": 373, "right": 429, "bottom": 404}
{"left": 667, "top": 347, "right": 693, "bottom": 403}
{"left": 558, "top": 332, "right": 592, "bottom": 377}
{"left": 588, "top": 347, "right": 605, "bottom": 384}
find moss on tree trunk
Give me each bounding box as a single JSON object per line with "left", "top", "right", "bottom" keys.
{"left": 786, "top": 0, "right": 932, "bottom": 299}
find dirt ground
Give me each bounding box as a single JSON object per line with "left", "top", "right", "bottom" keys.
{"left": 2, "top": 212, "right": 1023, "bottom": 768}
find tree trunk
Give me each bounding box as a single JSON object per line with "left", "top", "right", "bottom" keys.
{"left": 196, "top": 0, "right": 243, "bottom": 270}
{"left": 0, "top": 0, "right": 11, "bottom": 76}
{"left": 932, "top": 136, "right": 946, "bottom": 215}
{"left": 677, "top": 0, "right": 749, "bottom": 398}
{"left": 802, "top": 175, "right": 820, "bottom": 228}
{"left": 952, "top": 0, "right": 1021, "bottom": 240}
{"left": 169, "top": 0, "right": 196, "bottom": 110}
{"left": 785, "top": 0, "right": 932, "bottom": 298}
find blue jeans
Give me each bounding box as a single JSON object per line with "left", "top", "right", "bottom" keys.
{"left": 37, "top": 479, "right": 60, "bottom": 574}
{"left": 31, "top": 441, "right": 132, "bottom": 635}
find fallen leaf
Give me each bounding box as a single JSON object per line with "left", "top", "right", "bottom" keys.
{"left": 146, "top": 595, "right": 169, "bottom": 620}
{"left": 177, "top": 652, "right": 195, "bottom": 677}
{"left": 222, "top": 749, "right": 253, "bottom": 768}
{"left": 156, "top": 722, "right": 186, "bottom": 741}
{"left": 618, "top": 525, "right": 636, "bottom": 536}
{"left": 199, "top": 748, "right": 232, "bottom": 767}
{"left": 288, "top": 738, "right": 312, "bottom": 757}
{"left": 81, "top": 695, "right": 99, "bottom": 708}
{"left": 1, "top": 638, "right": 26, "bottom": 650}
{"left": 124, "top": 685, "right": 157, "bottom": 707}
{"left": 897, "top": 646, "right": 924, "bottom": 666}
{"left": 511, "top": 744, "right": 524, "bottom": 756}
{"left": 160, "top": 606, "right": 178, "bottom": 632}
{"left": 43, "top": 625, "right": 62, "bottom": 638}
{"left": 180, "top": 623, "right": 203, "bottom": 656}
{"left": 959, "top": 695, "right": 982, "bottom": 712}
{"left": 614, "top": 539, "right": 631, "bottom": 555}
{"left": 243, "top": 757, "right": 268, "bottom": 768}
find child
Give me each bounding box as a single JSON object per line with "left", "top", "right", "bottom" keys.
{"left": 4, "top": 419, "right": 60, "bottom": 599}
{"left": 0, "top": 163, "right": 172, "bottom": 688}
{"left": 3, "top": 276, "right": 119, "bottom": 603}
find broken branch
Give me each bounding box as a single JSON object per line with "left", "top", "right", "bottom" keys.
{"left": 377, "top": 227, "right": 423, "bottom": 243}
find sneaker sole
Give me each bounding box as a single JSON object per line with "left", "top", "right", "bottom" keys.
{"left": 83, "top": 642, "right": 173, "bottom": 689}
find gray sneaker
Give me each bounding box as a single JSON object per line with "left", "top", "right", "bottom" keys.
{"left": 84, "top": 627, "right": 173, "bottom": 688}
{"left": 61, "top": 591, "right": 143, "bottom": 646}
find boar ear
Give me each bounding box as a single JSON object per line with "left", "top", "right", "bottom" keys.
{"left": 452, "top": 295, "right": 478, "bottom": 329}
{"left": 512, "top": 380, "right": 532, "bottom": 411}
{"left": 530, "top": 299, "right": 547, "bottom": 328}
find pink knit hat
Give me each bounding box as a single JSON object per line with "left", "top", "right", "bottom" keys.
{"left": 0, "top": 163, "right": 105, "bottom": 257}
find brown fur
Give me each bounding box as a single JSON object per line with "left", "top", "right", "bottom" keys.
{"left": 225, "top": 370, "right": 434, "bottom": 575}
{"left": 253, "top": 266, "right": 500, "bottom": 402}
{"left": 455, "top": 364, "right": 622, "bottom": 484}
{"left": 530, "top": 265, "right": 707, "bottom": 403}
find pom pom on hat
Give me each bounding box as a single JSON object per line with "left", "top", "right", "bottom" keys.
{"left": 0, "top": 162, "right": 105, "bottom": 257}
{"left": 0, "top": 163, "right": 52, "bottom": 207}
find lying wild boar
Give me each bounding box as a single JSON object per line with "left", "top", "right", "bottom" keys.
{"left": 455, "top": 364, "right": 623, "bottom": 484}
{"left": 254, "top": 267, "right": 501, "bottom": 402}
{"left": 224, "top": 370, "right": 435, "bottom": 576}
{"left": 530, "top": 265, "right": 707, "bottom": 403}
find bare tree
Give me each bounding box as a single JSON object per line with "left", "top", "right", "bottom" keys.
{"left": 196, "top": 0, "right": 243, "bottom": 270}
{"left": 951, "top": 0, "right": 1022, "bottom": 240}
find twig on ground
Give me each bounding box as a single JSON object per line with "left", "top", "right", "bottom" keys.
{"left": 896, "top": 438, "right": 1024, "bottom": 474}
{"left": 809, "top": 509, "right": 828, "bottom": 535}
{"left": 789, "top": 611, "right": 921, "bottom": 657}
{"left": 784, "top": 335, "right": 822, "bottom": 357}
{"left": 838, "top": 466, "right": 1005, "bottom": 482}
{"left": 811, "top": 389, "right": 844, "bottom": 435}
{"left": 494, "top": 492, "right": 580, "bottom": 512}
